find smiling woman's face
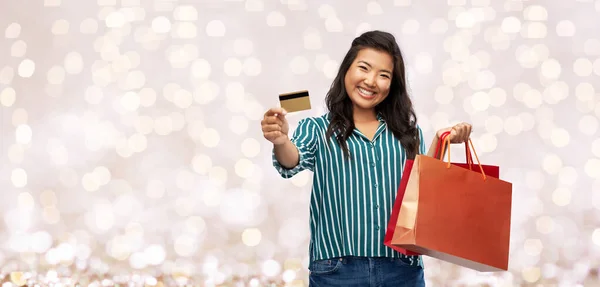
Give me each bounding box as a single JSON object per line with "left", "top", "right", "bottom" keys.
{"left": 344, "top": 47, "right": 394, "bottom": 114}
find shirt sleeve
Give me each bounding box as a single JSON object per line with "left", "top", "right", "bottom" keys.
{"left": 418, "top": 125, "right": 426, "bottom": 155}
{"left": 272, "top": 117, "right": 318, "bottom": 178}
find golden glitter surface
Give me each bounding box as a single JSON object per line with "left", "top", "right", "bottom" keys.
{"left": 0, "top": 0, "right": 599, "bottom": 286}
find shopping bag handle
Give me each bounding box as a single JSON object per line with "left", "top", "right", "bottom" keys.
{"left": 435, "top": 131, "right": 475, "bottom": 169}
{"left": 441, "top": 134, "right": 487, "bottom": 181}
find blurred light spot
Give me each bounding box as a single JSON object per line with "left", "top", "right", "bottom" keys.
{"left": 503, "top": 116, "right": 523, "bottom": 135}
{"left": 224, "top": 58, "right": 243, "bottom": 76}
{"left": 243, "top": 57, "right": 262, "bottom": 76}
{"left": 592, "top": 139, "right": 600, "bottom": 157}
{"left": 151, "top": 16, "right": 171, "bottom": 34}
{"left": 201, "top": 128, "right": 220, "bottom": 148}
{"left": 290, "top": 56, "right": 310, "bottom": 75}
{"left": 574, "top": 58, "right": 593, "bottom": 76}
{"left": 584, "top": 39, "right": 600, "bottom": 56}
{"left": 43, "top": 206, "right": 61, "bottom": 224}
{"left": 121, "top": 91, "right": 140, "bottom": 111}
{"left": 556, "top": 20, "right": 575, "bottom": 37}
{"left": 173, "top": 89, "right": 193, "bottom": 109}
{"left": 154, "top": 116, "right": 173, "bottom": 135}
{"left": 323, "top": 60, "right": 339, "bottom": 79}
{"left": 145, "top": 244, "right": 166, "bottom": 265}
{"left": 18, "top": 192, "right": 34, "bottom": 211}
{"left": 234, "top": 38, "right": 254, "bottom": 56}
{"left": 414, "top": 52, "right": 432, "bottom": 74}
{"left": 191, "top": 58, "right": 211, "bottom": 79}
{"left": 242, "top": 228, "right": 262, "bottom": 246}
{"left": 558, "top": 167, "right": 578, "bottom": 186}
{"left": 593, "top": 229, "right": 600, "bottom": 246}
{"left": 194, "top": 81, "right": 219, "bottom": 105}
{"left": 52, "top": 19, "right": 70, "bottom": 35}
{"left": 241, "top": 138, "right": 261, "bottom": 158}
{"left": 471, "top": 91, "right": 490, "bottom": 111}
{"left": 40, "top": 190, "right": 57, "bottom": 207}
{"left": 550, "top": 128, "right": 569, "bottom": 147}
{"left": 18, "top": 58, "right": 35, "bottom": 77}
{"left": 579, "top": 115, "right": 598, "bottom": 135}
{"left": 146, "top": 180, "right": 166, "bottom": 199}
{"left": 456, "top": 11, "right": 476, "bottom": 28}
{"left": 174, "top": 5, "right": 198, "bottom": 21}
{"left": 11, "top": 168, "right": 27, "bottom": 188}
{"left": 402, "top": 19, "right": 420, "bottom": 34}
{"left": 536, "top": 216, "right": 554, "bottom": 234}
{"left": 15, "top": 124, "right": 32, "bottom": 144}
{"left": 262, "top": 260, "right": 281, "bottom": 277}
{"left": 10, "top": 40, "right": 27, "bottom": 58}
{"left": 521, "top": 22, "right": 547, "bottom": 39}
{"left": 5, "top": 22, "right": 22, "bottom": 38}
{"left": 174, "top": 234, "right": 197, "bottom": 257}
{"left": 235, "top": 159, "right": 255, "bottom": 179}
{"left": 542, "top": 154, "right": 562, "bottom": 175}
{"left": 540, "top": 59, "right": 561, "bottom": 79}
{"left": 524, "top": 5, "right": 548, "bottom": 21}
{"left": 325, "top": 17, "right": 343, "bottom": 32}
{"left": 267, "top": 11, "right": 286, "bottom": 27}
{"left": 356, "top": 22, "right": 372, "bottom": 36}
{"left": 105, "top": 11, "right": 126, "bottom": 28}
{"left": 1, "top": 87, "right": 16, "bottom": 107}
{"left": 552, "top": 187, "right": 571, "bottom": 206}
{"left": 230, "top": 115, "right": 249, "bottom": 135}
{"left": 522, "top": 267, "right": 541, "bottom": 283}
{"left": 367, "top": 1, "right": 383, "bottom": 15}
{"left": 206, "top": 20, "right": 226, "bottom": 37}
{"left": 80, "top": 18, "right": 98, "bottom": 34}
{"left": 523, "top": 89, "right": 543, "bottom": 108}
{"left": 543, "top": 81, "right": 568, "bottom": 104}
{"left": 82, "top": 172, "right": 101, "bottom": 192}
{"left": 429, "top": 18, "right": 448, "bottom": 34}
{"left": 501, "top": 16, "right": 521, "bottom": 33}
{"left": 245, "top": 0, "right": 264, "bottom": 11}
{"left": 585, "top": 159, "right": 600, "bottom": 179}
{"left": 47, "top": 65, "right": 66, "bottom": 85}
{"left": 192, "top": 154, "right": 213, "bottom": 175}
{"left": 64, "top": 52, "right": 84, "bottom": 74}
{"left": 524, "top": 239, "right": 543, "bottom": 256}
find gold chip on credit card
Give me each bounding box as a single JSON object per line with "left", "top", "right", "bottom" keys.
{"left": 279, "top": 90, "right": 311, "bottom": 113}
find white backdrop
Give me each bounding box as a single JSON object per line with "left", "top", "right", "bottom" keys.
{"left": 1, "top": 0, "right": 599, "bottom": 286}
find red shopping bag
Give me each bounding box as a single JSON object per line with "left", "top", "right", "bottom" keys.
{"left": 384, "top": 132, "right": 500, "bottom": 255}
{"left": 389, "top": 136, "right": 512, "bottom": 271}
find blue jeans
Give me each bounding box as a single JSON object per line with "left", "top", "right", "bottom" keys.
{"left": 309, "top": 256, "right": 425, "bottom": 287}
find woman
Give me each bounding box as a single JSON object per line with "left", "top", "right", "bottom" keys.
{"left": 261, "top": 30, "right": 472, "bottom": 286}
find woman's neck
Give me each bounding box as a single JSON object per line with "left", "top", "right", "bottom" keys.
{"left": 353, "top": 106, "right": 378, "bottom": 123}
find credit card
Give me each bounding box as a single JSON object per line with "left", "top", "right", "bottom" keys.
{"left": 279, "top": 90, "right": 311, "bottom": 113}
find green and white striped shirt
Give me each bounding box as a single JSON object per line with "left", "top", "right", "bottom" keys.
{"left": 272, "top": 113, "right": 426, "bottom": 267}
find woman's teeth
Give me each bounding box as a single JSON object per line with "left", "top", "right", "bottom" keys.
{"left": 358, "top": 87, "right": 375, "bottom": 97}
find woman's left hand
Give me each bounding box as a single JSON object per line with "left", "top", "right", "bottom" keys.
{"left": 436, "top": 122, "right": 472, "bottom": 144}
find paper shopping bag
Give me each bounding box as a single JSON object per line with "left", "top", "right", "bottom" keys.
{"left": 384, "top": 132, "right": 500, "bottom": 256}
{"left": 390, "top": 137, "right": 512, "bottom": 272}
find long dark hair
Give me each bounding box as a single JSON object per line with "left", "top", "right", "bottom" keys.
{"left": 325, "top": 30, "right": 419, "bottom": 159}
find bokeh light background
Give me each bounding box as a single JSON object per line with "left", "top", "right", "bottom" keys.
{"left": 1, "top": 0, "right": 599, "bottom": 286}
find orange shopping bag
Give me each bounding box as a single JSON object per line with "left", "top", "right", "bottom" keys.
{"left": 384, "top": 132, "right": 500, "bottom": 256}
{"left": 388, "top": 135, "right": 512, "bottom": 271}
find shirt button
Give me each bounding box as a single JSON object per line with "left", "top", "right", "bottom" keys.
{"left": 371, "top": 162, "right": 376, "bottom": 167}
{"left": 374, "top": 183, "right": 378, "bottom": 188}
{"left": 376, "top": 226, "right": 380, "bottom": 230}
{"left": 376, "top": 204, "right": 380, "bottom": 209}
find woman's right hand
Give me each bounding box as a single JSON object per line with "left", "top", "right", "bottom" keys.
{"left": 261, "top": 107, "right": 289, "bottom": 145}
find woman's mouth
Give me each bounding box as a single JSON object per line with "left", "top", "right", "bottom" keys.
{"left": 358, "top": 87, "right": 376, "bottom": 99}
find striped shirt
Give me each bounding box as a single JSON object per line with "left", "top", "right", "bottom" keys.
{"left": 272, "top": 112, "right": 426, "bottom": 267}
